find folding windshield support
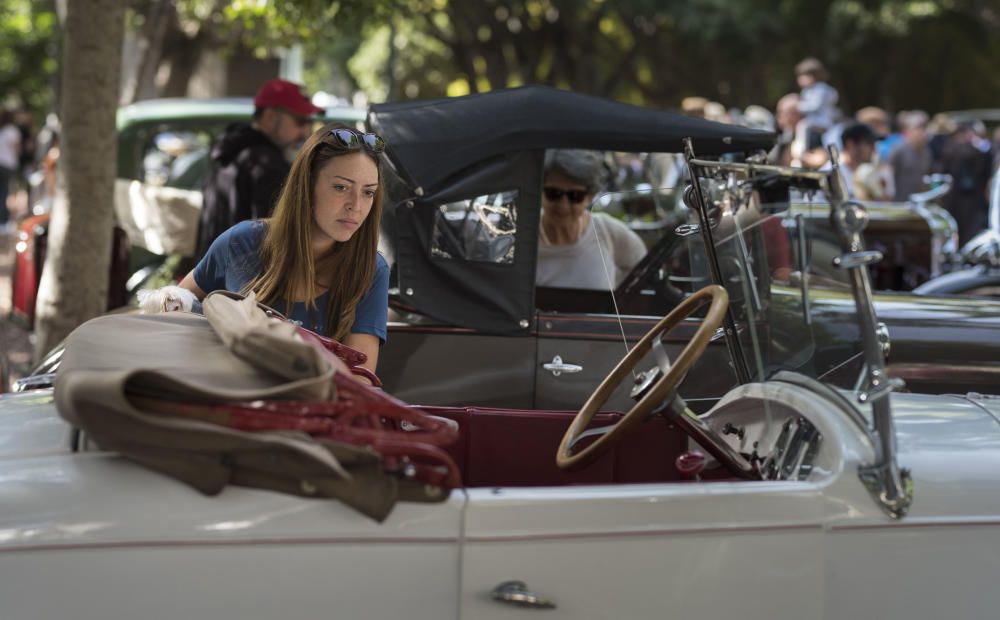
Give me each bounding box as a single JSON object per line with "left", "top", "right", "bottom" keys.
{"left": 822, "top": 173, "right": 913, "bottom": 520}
{"left": 683, "top": 140, "right": 751, "bottom": 385}
{"left": 684, "top": 149, "right": 913, "bottom": 519}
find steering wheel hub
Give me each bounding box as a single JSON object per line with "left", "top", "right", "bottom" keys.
{"left": 629, "top": 367, "right": 663, "bottom": 401}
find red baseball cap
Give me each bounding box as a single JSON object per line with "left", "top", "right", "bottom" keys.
{"left": 253, "top": 79, "right": 323, "bottom": 116}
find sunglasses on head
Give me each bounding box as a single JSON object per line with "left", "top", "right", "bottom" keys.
{"left": 327, "top": 128, "right": 386, "bottom": 154}
{"left": 543, "top": 187, "right": 589, "bottom": 204}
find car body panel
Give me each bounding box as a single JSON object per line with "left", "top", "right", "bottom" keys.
{"left": 7, "top": 89, "right": 1000, "bottom": 618}
{"left": 913, "top": 264, "right": 1000, "bottom": 297}
{"left": 378, "top": 328, "right": 536, "bottom": 408}
{"left": 0, "top": 394, "right": 462, "bottom": 620}
{"left": 795, "top": 199, "right": 959, "bottom": 289}
{"left": 4, "top": 385, "right": 1000, "bottom": 617}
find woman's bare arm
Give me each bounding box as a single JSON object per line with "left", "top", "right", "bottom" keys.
{"left": 343, "top": 332, "right": 380, "bottom": 383}
{"left": 178, "top": 272, "right": 208, "bottom": 300}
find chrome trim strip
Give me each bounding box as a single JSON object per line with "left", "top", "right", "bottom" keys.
{"left": 888, "top": 364, "right": 1000, "bottom": 383}
{"left": 466, "top": 522, "right": 822, "bottom": 543}
{"left": 830, "top": 517, "right": 1000, "bottom": 532}
{"left": 0, "top": 535, "right": 460, "bottom": 555}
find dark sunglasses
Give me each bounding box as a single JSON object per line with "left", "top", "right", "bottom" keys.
{"left": 543, "top": 186, "right": 589, "bottom": 204}
{"left": 327, "top": 128, "right": 386, "bottom": 154}
{"left": 281, "top": 110, "right": 313, "bottom": 127}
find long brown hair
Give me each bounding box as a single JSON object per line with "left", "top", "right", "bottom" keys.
{"left": 244, "top": 124, "right": 384, "bottom": 340}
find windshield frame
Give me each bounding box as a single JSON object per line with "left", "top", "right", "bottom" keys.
{"left": 684, "top": 144, "right": 913, "bottom": 519}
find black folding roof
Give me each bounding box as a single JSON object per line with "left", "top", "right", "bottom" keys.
{"left": 369, "top": 85, "right": 775, "bottom": 192}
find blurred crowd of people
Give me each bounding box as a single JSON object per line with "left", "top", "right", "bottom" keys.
{"left": 682, "top": 57, "right": 999, "bottom": 246}
{"left": 0, "top": 106, "right": 60, "bottom": 232}
{"left": 4, "top": 56, "right": 999, "bottom": 248}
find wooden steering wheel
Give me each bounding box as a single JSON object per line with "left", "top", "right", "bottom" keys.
{"left": 556, "top": 285, "right": 729, "bottom": 471}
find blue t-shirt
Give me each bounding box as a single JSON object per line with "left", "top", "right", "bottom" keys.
{"left": 193, "top": 220, "right": 389, "bottom": 343}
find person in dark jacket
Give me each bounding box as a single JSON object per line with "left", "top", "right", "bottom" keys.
{"left": 195, "top": 79, "right": 321, "bottom": 259}
{"left": 937, "top": 122, "right": 994, "bottom": 246}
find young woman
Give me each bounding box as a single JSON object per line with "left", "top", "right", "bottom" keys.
{"left": 179, "top": 125, "right": 389, "bottom": 376}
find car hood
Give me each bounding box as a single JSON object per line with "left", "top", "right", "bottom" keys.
{"left": 891, "top": 391, "right": 1000, "bottom": 456}
{"left": 810, "top": 287, "right": 1000, "bottom": 345}
{"left": 802, "top": 289, "right": 1000, "bottom": 394}
{"left": 886, "top": 391, "right": 1000, "bottom": 518}
{"left": 0, "top": 390, "right": 70, "bottom": 460}
{"left": 872, "top": 290, "right": 1000, "bottom": 325}
{"left": 0, "top": 389, "right": 463, "bottom": 554}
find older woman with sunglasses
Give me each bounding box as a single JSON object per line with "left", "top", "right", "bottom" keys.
{"left": 536, "top": 149, "right": 646, "bottom": 290}
{"left": 177, "top": 125, "right": 389, "bottom": 377}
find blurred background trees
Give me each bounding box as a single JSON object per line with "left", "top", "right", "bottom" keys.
{"left": 3, "top": 0, "right": 998, "bottom": 355}
{"left": 3, "top": 0, "right": 999, "bottom": 118}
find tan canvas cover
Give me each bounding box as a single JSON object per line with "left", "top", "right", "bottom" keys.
{"left": 54, "top": 295, "right": 441, "bottom": 521}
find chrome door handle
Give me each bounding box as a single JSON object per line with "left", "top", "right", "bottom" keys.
{"left": 491, "top": 580, "right": 556, "bottom": 609}
{"left": 542, "top": 355, "right": 583, "bottom": 377}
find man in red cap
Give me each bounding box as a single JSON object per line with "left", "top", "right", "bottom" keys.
{"left": 195, "top": 78, "right": 322, "bottom": 260}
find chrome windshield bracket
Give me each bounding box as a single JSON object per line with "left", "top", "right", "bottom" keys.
{"left": 826, "top": 178, "right": 913, "bottom": 519}
{"left": 833, "top": 250, "right": 883, "bottom": 269}
{"left": 794, "top": 214, "right": 812, "bottom": 326}
{"left": 859, "top": 462, "right": 914, "bottom": 520}
{"left": 683, "top": 140, "right": 752, "bottom": 385}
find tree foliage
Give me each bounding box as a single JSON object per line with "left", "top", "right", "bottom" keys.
{"left": 4, "top": 0, "right": 997, "bottom": 115}
{"left": 352, "top": 0, "right": 1000, "bottom": 114}
{"left": 0, "top": 0, "right": 60, "bottom": 112}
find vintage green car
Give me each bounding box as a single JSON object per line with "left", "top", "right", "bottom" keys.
{"left": 115, "top": 96, "right": 365, "bottom": 188}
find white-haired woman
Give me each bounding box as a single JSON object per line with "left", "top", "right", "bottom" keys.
{"left": 536, "top": 149, "right": 646, "bottom": 290}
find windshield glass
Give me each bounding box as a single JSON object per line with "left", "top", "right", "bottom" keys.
{"left": 590, "top": 176, "right": 869, "bottom": 395}
{"left": 692, "top": 167, "right": 869, "bottom": 392}
{"left": 585, "top": 183, "right": 814, "bottom": 387}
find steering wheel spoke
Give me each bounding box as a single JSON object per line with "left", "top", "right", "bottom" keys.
{"left": 566, "top": 423, "right": 617, "bottom": 451}
{"left": 651, "top": 338, "right": 672, "bottom": 374}
{"left": 557, "top": 285, "right": 737, "bottom": 472}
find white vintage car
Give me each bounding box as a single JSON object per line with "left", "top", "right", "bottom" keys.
{"left": 2, "top": 154, "right": 1000, "bottom": 620}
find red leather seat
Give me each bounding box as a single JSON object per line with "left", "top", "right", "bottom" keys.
{"left": 412, "top": 405, "right": 686, "bottom": 487}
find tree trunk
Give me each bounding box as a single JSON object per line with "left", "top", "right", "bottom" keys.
{"left": 34, "top": 0, "right": 124, "bottom": 361}
{"left": 125, "top": 0, "right": 175, "bottom": 102}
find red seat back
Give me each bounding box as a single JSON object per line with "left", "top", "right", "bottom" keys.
{"left": 412, "top": 405, "right": 687, "bottom": 487}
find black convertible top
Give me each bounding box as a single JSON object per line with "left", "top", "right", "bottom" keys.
{"left": 368, "top": 86, "right": 776, "bottom": 335}
{"left": 369, "top": 85, "right": 775, "bottom": 192}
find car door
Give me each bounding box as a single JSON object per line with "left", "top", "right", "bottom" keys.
{"left": 458, "top": 481, "right": 826, "bottom": 619}
{"left": 380, "top": 326, "right": 536, "bottom": 408}
{"left": 0, "top": 442, "right": 466, "bottom": 620}
{"left": 533, "top": 186, "right": 742, "bottom": 413}
{"left": 534, "top": 312, "right": 738, "bottom": 413}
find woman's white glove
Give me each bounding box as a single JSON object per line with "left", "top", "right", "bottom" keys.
{"left": 136, "top": 286, "right": 200, "bottom": 314}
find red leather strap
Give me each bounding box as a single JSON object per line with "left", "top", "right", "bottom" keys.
{"left": 150, "top": 370, "right": 461, "bottom": 488}
{"left": 296, "top": 327, "right": 368, "bottom": 367}
{"left": 295, "top": 326, "right": 382, "bottom": 387}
